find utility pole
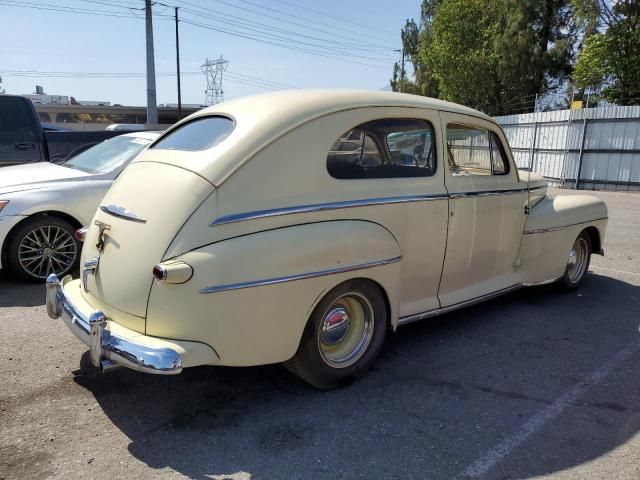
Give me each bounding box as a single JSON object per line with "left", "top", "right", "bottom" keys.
{"left": 145, "top": 0, "right": 158, "bottom": 125}
{"left": 174, "top": 6, "right": 182, "bottom": 119}
{"left": 400, "top": 47, "right": 405, "bottom": 93}
{"left": 393, "top": 48, "right": 406, "bottom": 93}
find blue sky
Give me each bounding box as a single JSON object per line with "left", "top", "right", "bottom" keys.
{"left": 0, "top": 0, "right": 419, "bottom": 106}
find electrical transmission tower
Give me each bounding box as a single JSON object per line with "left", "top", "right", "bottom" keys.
{"left": 201, "top": 56, "right": 229, "bottom": 105}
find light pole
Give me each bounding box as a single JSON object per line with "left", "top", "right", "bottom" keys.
{"left": 145, "top": 0, "right": 158, "bottom": 125}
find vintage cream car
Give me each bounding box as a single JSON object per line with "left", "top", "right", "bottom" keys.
{"left": 46, "top": 90, "right": 607, "bottom": 389}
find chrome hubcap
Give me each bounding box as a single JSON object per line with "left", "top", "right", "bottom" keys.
{"left": 567, "top": 237, "right": 588, "bottom": 283}
{"left": 318, "top": 292, "right": 374, "bottom": 369}
{"left": 18, "top": 226, "right": 77, "bottom": 279}
{"left": 321, "top": 307, "right": 350, "bottom": 345}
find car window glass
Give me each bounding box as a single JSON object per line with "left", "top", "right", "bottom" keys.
{"left": 327, "top": 129, "right": 365, "bottom": 165}
{"left": 386, "top": 128, "right": 434, "bottom": 168}
{"left": 447, "top": 124, "right": 492, "bottom": 176}
{"left": 0, "top": 98, "right": 34, "bottom": 133}
{"left": 327, "top": 118, "right": 436, "bottom": 179}
{"left": 63, "top": 135, "right": 153, "bottom": 174}
{"left": 151, "top": 116, "right": 234, "bottom": 151}
{"left": 490, "top": 132, "right": 509, "bottom": 174}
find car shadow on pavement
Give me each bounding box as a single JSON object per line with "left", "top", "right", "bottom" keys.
{"left": 73, "top": 272, "right": 640, "bottom": 480}
{"left": 0, "top": 271, "right": 45, "bottom": 307}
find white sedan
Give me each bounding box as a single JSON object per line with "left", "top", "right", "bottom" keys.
{"left": 0, "top": 131, "right": 159, "bottom": 281}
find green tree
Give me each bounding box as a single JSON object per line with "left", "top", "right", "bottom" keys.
{"left": 392, "top": 0, "right": 576, "bottom": 115}
{"left": 573, "top": 0, "right": 640, "bottom": 105}
{"left": 391, "top": 1, "right": 442, "bottom": 97}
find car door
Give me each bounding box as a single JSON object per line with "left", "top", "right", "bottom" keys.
{"left": 324, "top": 112, "right": 449, "bottom": 317}
{"left": 438, "top": 111, "right": 527, "bottom": 307}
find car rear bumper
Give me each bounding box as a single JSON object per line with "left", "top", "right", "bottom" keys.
{"left": 46, "top": 273, "right": 184, "bottom": 374}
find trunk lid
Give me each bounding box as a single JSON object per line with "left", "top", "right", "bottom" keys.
{"left": 80, "top": 160, "right": 214, "bottom": 319}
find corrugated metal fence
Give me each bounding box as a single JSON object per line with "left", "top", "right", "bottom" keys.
{"left": 495, "top": 106, "right": 640, "bottom": 191}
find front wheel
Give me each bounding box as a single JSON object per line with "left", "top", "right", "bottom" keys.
{"left": 6, "top": 216, "right": 80, "bottom": 282}
{"left": 284, "top": 279, "right": 388, "bottom": 390}
{"left": 557, "top": 231, "right": 591, "bottom": 291}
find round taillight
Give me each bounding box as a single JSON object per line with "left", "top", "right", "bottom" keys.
{"left": 75, "top": 227, "right": 88, "bottom": 242}
{"left": 153, "top": 265, "right": 167, "bottom": 280}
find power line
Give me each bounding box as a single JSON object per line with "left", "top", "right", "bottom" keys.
{"left": 178, "top": 10, "right": 395, "bottom": 63}
{"left": 179, "top": 0, "right": 397, "bottom": 52}
{"left": 225, "top": 71, "right": 297, "bottom": 89}
{"left": 269, "top": 0, "right": 398, "bottom": 37}
{"left": 178, "top": 5, "right": 397, "bottom": 56}
{"left": 1, "top": 68, "right": 299, "bottom": 90}
{"left": 0, "top": 0, "right": 151, "bottom": 18}
{"left": 183, "top": 20, "right": 388, "bottom": 70}
{"left": 3, "top": 0, "right": 394, "bottom": 69}
{"left": 215, "top": 0, "right": 397, "bottom": 45}
{"left": 72, "top": 0, "right": 143, "bottom": 11}
{"left": 180, "top": 17, "right": 390, "bottom": 70}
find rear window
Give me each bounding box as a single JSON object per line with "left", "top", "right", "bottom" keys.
{"left": 152, "top": 116, "right": 235, "bottom": 151}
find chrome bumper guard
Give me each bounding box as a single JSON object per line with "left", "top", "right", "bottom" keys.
{"left": 46, "top": 274, "right": 182, "bottom": 375}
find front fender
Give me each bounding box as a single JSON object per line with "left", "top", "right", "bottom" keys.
{"left": 520, "top": 194, "right": 608, "bottom": 284}
{"left": 524, "top": 194, "right": 607, "bottom": 233}
{"left": 146, "top": 220, "right": 402, "bottom": 366}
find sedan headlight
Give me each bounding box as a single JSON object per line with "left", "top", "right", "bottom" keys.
{"left": 0, "top": 200, "right": 9, "bottom": 213}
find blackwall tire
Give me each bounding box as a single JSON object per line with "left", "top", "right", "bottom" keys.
{"left": 6, "top": 216, "right": 80, "bottom": 283}
{"left": 557, "top": 230, "right": 591, "bottom": 291}
{"left": 284, "top": 279, "right": 388, "bottom": 390}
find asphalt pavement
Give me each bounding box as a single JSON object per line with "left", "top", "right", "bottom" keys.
{"left": 1, "top": 188, "right": 639, "bottom": 480}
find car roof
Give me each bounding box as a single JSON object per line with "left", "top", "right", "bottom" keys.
{"left": 194, "top": 89, "right": 493, "bottom": 123}
{"left": 138, "top": 90, "right": 495, "bottom": 186}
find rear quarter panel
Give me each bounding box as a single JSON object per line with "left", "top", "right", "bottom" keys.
{"left": 147, "top": 221, "right": 402, "bottom": 366}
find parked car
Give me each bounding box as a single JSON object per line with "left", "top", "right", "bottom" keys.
{"left": 46, "top": 90, "right": 607, "bottom": 389}
{"left": 0, "top": 94, "right": 127, "bottom": 167}
{"left": 0, "top": 131, "right": 160, "bottom": 281}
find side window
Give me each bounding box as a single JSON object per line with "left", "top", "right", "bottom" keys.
{"left": 0, "top": 97, "right": 35, "bottom": 133}
{"left": 447, "top": 124, "right": 509, "bottom": 176}
{"left": 327, "top": 118, "right": 436, "bottom": 179}
{"left": 490, "top": 132, "right": 509, "bottom": 174}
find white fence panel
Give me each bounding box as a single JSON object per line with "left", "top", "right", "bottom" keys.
{"left": 496, "top": 106, "right": 640, "bottom": 191}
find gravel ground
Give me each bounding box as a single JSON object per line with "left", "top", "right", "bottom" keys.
{"left": 1, "top": 188, "right": 639, "bottom": 480}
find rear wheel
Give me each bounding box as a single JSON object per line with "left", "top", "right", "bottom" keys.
{"left": 284, "top": 279, "right": 387, "bottom": 390}
{"left": 557, "top": 231, "right": 591, "bottom": 291}
{"left": 6, "top": 216, "right": 80, "bottom": 282}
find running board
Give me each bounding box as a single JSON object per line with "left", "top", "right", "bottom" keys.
{"left": 398, "top": 284, "right": 522, "bottom": 326}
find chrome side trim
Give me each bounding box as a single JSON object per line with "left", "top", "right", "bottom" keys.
{"left": 522, "top": 276, "right": 562, "bottom": 286}
{"left": 448, "top": 186, "right": 546, "bottom": 199}
{"left": 398, "top": 285, "right": 522, "bottom": 326}
{"left": 209, "top": 187, "right": 546, "bottom": 227}
{"left": 524, "top": 217, "right": 608, "bottom": 235}
{"left": 100, "top": 204, "right": 147, "bottom": 224}
{"left": 209, "top": 195, "right": 448, "bottom": 226}
{"left": 200, "top": 255, "right": 402, "bottom": 294}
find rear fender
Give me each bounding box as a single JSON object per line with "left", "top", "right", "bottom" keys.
{"left": 146, "top": 220, "right": 402, "bottom": 366}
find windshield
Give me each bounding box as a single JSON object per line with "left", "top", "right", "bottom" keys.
{"left": 63, "top": 135, "right": 154, "bottom": 174}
